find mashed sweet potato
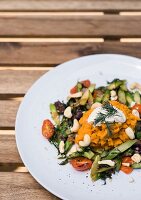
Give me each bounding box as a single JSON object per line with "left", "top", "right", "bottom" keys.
{"left": 75, "top": 101, "right": 139, "bottom": 150}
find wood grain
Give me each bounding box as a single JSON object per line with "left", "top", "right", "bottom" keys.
{"left": 0, "top": 15, "right": 140, "bottom": 37}
{"left": 0, "top": 172, "right": 59, "bottom": 200}
{"left": 0, "top": 42, "right": 141, "bottom": 65}
{"left": 0, "top": 69, "right": 47, "bottom": 94}
{"left": 0, "top": 134, "right": 22, "bottom": 163}
{"left": 0, "top": 101, "right": 20, "bottom": 127}
{"left": 0, "top": 0, "right": 140, "bottom": 12}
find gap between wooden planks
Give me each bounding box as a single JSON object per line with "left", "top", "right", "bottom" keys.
{"left": 0, "top": 12, "right": 141, "bottom": 16}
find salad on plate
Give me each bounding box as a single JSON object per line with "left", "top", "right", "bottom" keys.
{"left": 42, "top": 78, "right": 141, "bottom": 182}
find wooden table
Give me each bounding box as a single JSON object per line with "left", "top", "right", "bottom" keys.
{"left": 1, "top": 1, "right": 141, "bottom": 199}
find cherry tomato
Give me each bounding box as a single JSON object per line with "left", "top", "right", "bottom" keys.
{"left": 70, "top": 157, "right": 92, "bottom": 171}
{"left": 70, "top": 85, "right": 78, "bottom": 94}
{"left": 132, "top": 104, "right": 141, "bottom": 114}
{"left": 81, "top": 80, "right": 91, "bottom": 88}
{"left": 122, "top": 157, "right": 134, "bottom": 164}
{"left": 120, "top": 166, "right": 133, "bottom": 174}
{"left": 93, "top": 90, "right": 103, "bottom": 99}
{"left": 42, "top": 119, "right": 54, "bottom": 139}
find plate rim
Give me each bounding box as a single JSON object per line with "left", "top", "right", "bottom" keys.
{"left": 15, "top": 53, "right": 141, "bottom": 200}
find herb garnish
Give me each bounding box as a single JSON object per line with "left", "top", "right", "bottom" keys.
{"left": 105, "top": 121, "right": 112, "bottom": 137}
{"left": 94, "top": 102, "right": 118, "bottom": 136}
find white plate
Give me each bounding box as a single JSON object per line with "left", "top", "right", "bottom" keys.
{"left": 16, "top": 54, "right": 141, "bottom": 200}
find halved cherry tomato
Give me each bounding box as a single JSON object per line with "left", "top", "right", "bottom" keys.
{"left": 70, "top": 85, "right": 78, "bottom": 94}
{"left": 132, "top": 104, "right": 141, "bottom": 114}
{"left": 70, "top": 157, "right": 92, "bottom": 171}
{"left": 93, "top": 90, "right": 103, "bottom": 99}
{"left": 120, "top": 166, "right": 133, "bottom": 174}
{"left": 42, "top": 119, "right": 54, "bottom": 139}
{"left": 81, "top": 80, "right": 91, "bottom": 88}
{"left": 122, "top": 157, "right": 134, "bottom": 164}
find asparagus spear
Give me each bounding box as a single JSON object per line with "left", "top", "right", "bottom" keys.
{"left": 97, "top": 166, "right": 114, "bottom": 173}
{"left": 120, "top": 82, "right": 128, "bottom": 91}
{"left": 107, "top": 79, "right": 124, "bottom": 90}
{"left": 126, "top": 92, "right": 134, "bottom": 106}
{"left": 115, "top": 158, "right": 122, "bottom": 172}
{"left": 77, "top": 82, "right": 82, "bottom": 92}
{"left": 104, "top": 140, "right": 137, "bottom": 160}
{"left": 83, "top": 151, "right": 95, "bottom": 159}
{"left": 90, "top": 155, "right": 101, "bottom": 181}
{"left": 88, "top": 84, "right": 95, "bottom": 93}
{"left": 88, "top": 92, "right": 94, "bottom": 107}
{"left": 50, "top": 103, "right": 60, "bottom": 125}
{"left": 64, "top": 141, "right": 73, "bottom": 153}
{"left": 132, "top": 163, "right": 141, "bottom": 169}
{"left": 118, "top": 89, "right": 126, "bottom": 104}
{"left": 102, "top": 90, "right": 110, "bottom": 103}
{"left": 79, "top": 89, "right": 89, "bottom": 105}
{"left": 134, "top": 91, "right": 141, "bottom": 104}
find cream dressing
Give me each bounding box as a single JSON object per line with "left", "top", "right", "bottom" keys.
{"left": 88, "top": 105, "right": 126, "bottom": 126}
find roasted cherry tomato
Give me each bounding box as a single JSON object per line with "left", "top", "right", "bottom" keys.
{"left": 70, "top": 157, "right": 92, "bottom": 171}
{"left": 120, "top": 166, "right": 133, "bottom": 174}
{"left": 81, "top": 80, "right": 91, "bottom": 88}
{"left": 132, "top": 104, "right": 141, "bottom": 114}
{"left": 93, "top": 90, "right": 103, "bottom": 99}
{"left": 42, "top": 119, "right": 54, "bottom": 139}
{"left": 122, "top": 157, "right": 134, "bottom": 164}
{"left": 70, "top": 85, "right": 78, "bottom": 94}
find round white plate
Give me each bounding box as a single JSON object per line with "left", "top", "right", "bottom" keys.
{"left": 16, "top": 54, "right": 141, "bottom": 200}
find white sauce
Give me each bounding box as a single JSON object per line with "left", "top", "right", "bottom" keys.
{"left": 98, "top": 160, "right": 115, "bottom": 167}
{"left": 88, "top": 105, "right": 126, "bottom": 126}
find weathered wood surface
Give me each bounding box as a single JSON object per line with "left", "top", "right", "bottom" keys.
{"left": 0, "top": 1, "right": 141, "bottom": 199}
{"left": 0, "top": 134, "right": 22, "bottom": 163}
{"left": 0, "top": 69, "right": 47, "bottom": 94}
{"left": 0, "top": 172, "right": 60, "bottom": 200}
{"left": 0, "top": 15, "right": 140, "bottom": 37}
{"left": 0, "top": 42, "right": 141, "bottom": 65}
{"left": 0, "top": 0, "right": 140, "bottom": 12}
{"left": 0, "top": 101, "right": 20, "bottom": 127}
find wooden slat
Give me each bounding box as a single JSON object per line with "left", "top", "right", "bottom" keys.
{"left": 0, "top": 134, "right": 22, "bottom": 163}
{"left": 0, "top": 69, "right": 47, "bottom": 94}
{"left": 0, "top": 0, "right": 140, "bottom": 12}
{"left": 0, "top": 101, "right": 20, "bottom": 128}
{"left": 0, "top": 172, "right": 59, "bottom": 200}
{"left": 0, "top": 15, "right": 140, "bottom": 37}
{"left": 0, "top": 42, "right": 141, "bottom": 65}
